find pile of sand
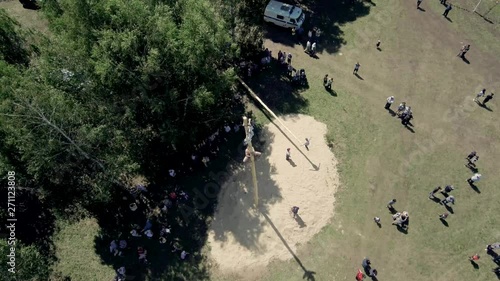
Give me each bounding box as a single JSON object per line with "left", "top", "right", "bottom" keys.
{"left": 207, "top": 114, "right": 339, "bottom": 278}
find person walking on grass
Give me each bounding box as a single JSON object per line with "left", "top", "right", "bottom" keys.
{"left": 469, "top": 254, "right": 480, "bottom": 262}
{"left": 466, "top": 151, "right": 477, "bottom": 164}
{"left": 467, "top": 173, "right": 481, "bottom": 185}
{"left": 353, "top": 62, "right": 361, "bottom": 74}
{"left": 429, "top": 186, "right": 442, "bottom": 199}
{"left": 385, "top": 96, "right": 395, "bottom": 109}
{"left": 323, "top": 74, "right": 328, "bottom": 86}
{"left": 483, "top": 93, "right": 494, "bottom": 105}
{"left": 443, "top": 3, "right": 452, "bottom": 17}
{"left": 474, "top": 89, "right": 486, "bottom": 102}
{"left": 304, "top": 138, "right": 310, "bottom": 150}
{"left": 286, "top": 148, "right": 291, "bottom": 161}
{"left": 443, "top": 185, "right": 455, "bottom": 194}
{"left": 326, "top": 77, "right": 333, "bottom": 90}
{"left": 376, "top": 40, "right": 381, "bottom": 49}
{"left": 387, "top": 199, "right": 397, "bottom": 210}
{"left": 441, "top": 195, "right": 455, "bottom": 205}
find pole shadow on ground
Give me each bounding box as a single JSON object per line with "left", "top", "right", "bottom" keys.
{"left": 261, "top": 212, "right": 316, "bottom": 281}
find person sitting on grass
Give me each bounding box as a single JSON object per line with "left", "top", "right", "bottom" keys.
{"left": 137, "top": 247, "right": 148, "bottom": 264}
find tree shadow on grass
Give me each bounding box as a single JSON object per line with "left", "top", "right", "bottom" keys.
{"left": 0, "top": 189, "right": 57, "bottom": 272}
{"left": 264, "top": 0, "right": 371, "bottom": 55}
{"left": 244, "top": 62, "right": 309, "bottom": 114}
{"left": 90, "top": 129, "right": 256, "bottom": 280}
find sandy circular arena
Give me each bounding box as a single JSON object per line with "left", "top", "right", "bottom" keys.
{"left": 207, "top": 114, "right": 339, "bottom": 278}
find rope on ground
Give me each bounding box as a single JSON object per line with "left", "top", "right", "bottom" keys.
{"left": 238, "top": 77, "right": 303, "bottom": 145}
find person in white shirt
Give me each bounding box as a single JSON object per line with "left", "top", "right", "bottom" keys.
{"left": 169, "top": 169, "right": 176, "bottom": 177}
{"left": 130, "top": 229, "right": 141, "bottom": 237}
{"left": 467, "top": 173, "right": 481, "bottom": 185}
{"left": 474, "top": 89, "right": 486, "bottom": 102}
{"left": 385, "top": 96, "right": 395, "bottom": 109}
{"left": 180, "top": 250, "right": 188, "bottom": 260}
{"left": 304, "top": 138, "right": 310, "bottom": 150}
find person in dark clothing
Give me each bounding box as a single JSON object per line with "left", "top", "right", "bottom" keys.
{"left": 443, "top": 4, "right": 452, "bottom": 17}
{"left": 483, "top": 93, "right": 494, "bottom": 105}
{"left": 443, "top": 185, "right": 455, "bottom": 194}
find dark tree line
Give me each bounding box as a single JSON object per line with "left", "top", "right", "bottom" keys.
{"left": 0, "top": 0, "right": 269, "bottom": 279}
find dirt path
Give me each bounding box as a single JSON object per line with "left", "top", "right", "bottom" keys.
{"left": 208, "top": 114, "right": 339, "bottom": 280}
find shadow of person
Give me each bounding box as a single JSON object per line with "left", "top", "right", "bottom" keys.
{"left": 396, "top": 225, "right": 408, "bottom": 234}
{"left": 470, "top": 260, "right": 479, "bottom": 269}
{"left": 377, "top": 47, "right": 382, "bottom": 51}
{"left": 294, "top": 215, "right": 307, "bottom": 228}
{"left": 287, "top": 158, "right": 297, "bottom": 167}
{"left": 355, "top": 73, "right": 364, "bottom": 80}
{"left": 445, "top": 17, "right": 453, "bottom": 22}
{"left": 387, "top": 108, "right": 396, "bottom": 116}
{"left": 389, "top": 207, "right": 398, "bottom": 214}
{"left": 444, "top": 204, "right": 454, "bottom": 214}
{"left": 461, "top": 56, "right": 470, "bottom": 64}
{"left": 418, "top": 7, "right": 426, "bottom": 12}
{"left": 479, "top": 103, "right": 493, "bottom": 111}
{"left": 430, "top": 197, "right": 442, "bottom": 204}
{"left": 440, "top": 218, "right": 449, "bottom": 227}
{"left": 326, "top": 88, "right": 337, "bottom": 96}
{"left": 376, "top": 222, "right": 382, "bottom": 228}
{"left": 404, "top": 125, "right": 415, "bottom": 133}
{"left": 470, "top": 184, "right": 481, "bottom": 193}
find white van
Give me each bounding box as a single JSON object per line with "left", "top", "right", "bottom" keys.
{"left": 264, "top": 1, "right": 305, "bottom": 29}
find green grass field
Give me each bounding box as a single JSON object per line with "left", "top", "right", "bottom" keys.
{"left": 2, "top": 0, "right": 499, "bottom": 280}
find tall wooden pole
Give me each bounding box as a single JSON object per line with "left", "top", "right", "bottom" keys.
{"left": 243, "top": 116, "right": 259, "bottom": 207}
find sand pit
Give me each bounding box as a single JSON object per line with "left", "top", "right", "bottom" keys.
{"left": 207, "top": 114, "right": 339, "bottom": 278}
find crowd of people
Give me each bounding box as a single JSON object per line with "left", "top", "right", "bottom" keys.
{"left": 110, "top": 119, "right": 248, "bottom": 280}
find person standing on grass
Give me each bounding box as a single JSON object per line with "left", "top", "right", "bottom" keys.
{"left": 287, "top": 53, "right": 292, "bottom": 64}
{"left": 376, "top": 40, "right": 381, "bottom": 49}
{"left": 443, "top": 185, "right": 455, "bottom": 194}
{"left": 469, "top": 254, "right": 480, "bottom": 262}
{"left": 311, "top": 42, "right": 317, "bottom": 54}
{"left": 474, "top": 89, "right": 486, "bottom": 102}
{"left": 323, "top": 74, "right": 329, "bottom": 86}
{"left": 483, "top": 93, "right": 494, "bottom": 105}
{"left": 286, "top": 148, "right": 291, "bottom": 161}
{"left": 326, "top": 77, "right": 333, "bottom": 90}
{"left": 387, "top": 199, "right": 397, "bottom": 210}
{"left": 385, "top": 96, "right": 395, "bottom": 109}
{"left": 443, "top": 4, "right": 452, "bottom": 17}
{"left": 467, "top": 173, "right": 481, "bottom": 185}
{"left": 306, "top": 41, "right": 311, "bottom": 53}
{"left": 429, "top": 186, "right": 442, "bottom": 199}
{"left": 353, "top": 62, "right": 361, "bottom": 74}
{"left": 461, "top": 44, "right": 470, "bottom": 58}
{"left": 466, "top": 151, "right": 477, "bottom": 164}
{"left": 441, "top": 195, "right": 455, "bottom": 205}
{"left": 466, "top": 154, "right": 479, "bottom": 169}
{"left": 417, "top": 0, "right": 423, "bottom": 8}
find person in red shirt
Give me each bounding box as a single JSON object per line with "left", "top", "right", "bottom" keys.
{"left": 469, "top": 254, "right": 480, "bottom": 261}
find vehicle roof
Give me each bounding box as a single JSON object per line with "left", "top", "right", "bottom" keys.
{"left": 265, "top": 1, "right": 302, "bottom": 16}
